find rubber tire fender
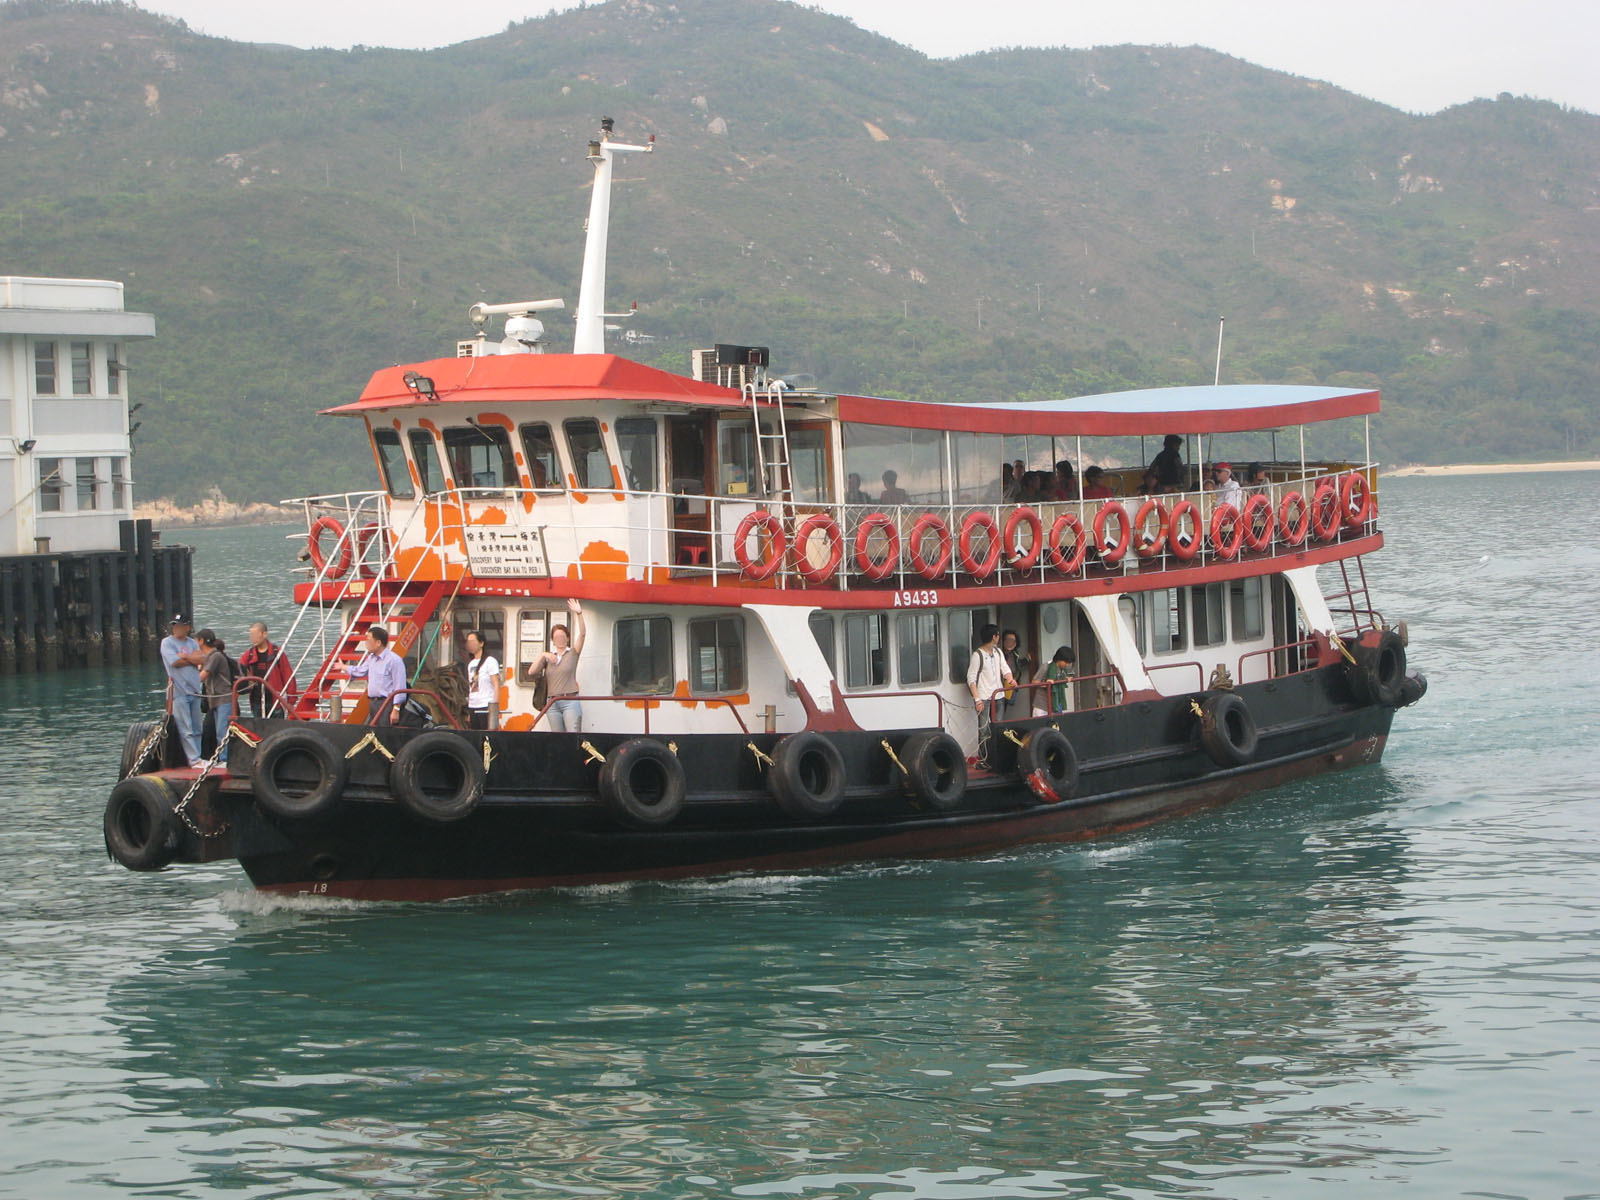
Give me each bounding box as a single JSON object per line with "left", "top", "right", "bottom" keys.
{"left": 1347, "top": 629, "right": 1408, "bottom": 708}
{"left": 103, "top": 774, "right": 180, "bottom": 871}
{"left": 1016, "top": 727, "right": 1079, "bottom": 805}
{"left": 1398, "top": 670, "right": 1428, "bottom": 709}
{"left": 391, "top": 731, "right": 486, "bottom": 823}
{"left": 599, "top": 737, "right": 686, "bottom": 829}
{"left": 120, "top": 718, "right": 169, "bottom": 780}
{"left": 898, "top": 730, "right": 968, "bottom": 811}
{"left": 770, "top": 731, "right": 847, "bottom": 820}
{"left": 252, "top": 726, "right": 350, "bottom": 821}
{"left": 1198, "top": 692, "right": 1259, "bottom": 767}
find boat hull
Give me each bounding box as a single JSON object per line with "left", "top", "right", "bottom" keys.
{"left": 154, "top": 665, "right": 1398, "bottom": 901}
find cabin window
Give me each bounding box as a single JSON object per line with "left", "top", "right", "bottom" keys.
{"left": 688, "top": 614, "right": 745, "bottom": 695}
{"left": 38, "top": 458, "right": 63, "bottom": 512}
{"left": 443, "top": 425, "right": 515, "bottom": 491}
{"left": 1191, "top": 583, "right": 1226, "bottom": 648}
{"left": 517, "top": 422, "right": 563, "bottom": 491}
{"left": 948, "top": 607, "right": 991, "bottom": 683}
{"left": 842, "top": 612, "right": 889, "bottom": 690}
{"left": 373, "top": 429, "right": 415, "bottom": 499}
{"left": 516, "top": 609, "right": 551, "bottom": 684}
{"left": 1117, "top": 595, "right": 1145, "bottom": 654}
{"left": 717, "top": 422, "right": 757, "bottom": 495}
{"left": 564, "top": 418, "right": 612, "bottom": 490}
{"left": 615, "top": 417, "right": 659, "bottom": 493}
{"left": 70, "top": 342, "right": 93, "bottom": 395}
{"left": 1230, "top": 577, "right": 1266, "bottom": 641}
{"left": 1150, "top": 588, "right": 1187, "bottom": 655}
{"left": 897, "top": 612, "right": 941, "bottom": 687}
{"left": 450, "top": 608, "right": 505, "bottom": 664}
{"left": 110, "top": 458, "right": 129, "bottom": 509}
{"left": 788, "top": 427, "right": 831, "bottom": 504}
{"left": 106, "top": 344, "right": 122, "bottom": 395}
{"left": 841, "top": 423, "right": 945, "bottom": 507}
{"left": 76, "top": 458, "right": 99, "bottom": 510}
{"left": 808, "top": 612, "right": 836, "bottom": 674}
{"left": 614, "top": 615, "right": 674, "bottom": 695}
{"left": 951, "top": 432, "right": 1005, "bottom": 503}
{"left": 34, "top": 342, "right": 56, "bottom": 395}
{"left": 408, "top": 430, "right": 445, "bottom": 494}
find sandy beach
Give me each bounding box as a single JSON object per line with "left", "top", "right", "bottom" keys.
{"left": 1383, "top": 460, "right": 1600, "bottom": 478}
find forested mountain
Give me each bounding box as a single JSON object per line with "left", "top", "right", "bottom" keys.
{"left": 3, "top": 0, "right": 1597, "bottom": 502}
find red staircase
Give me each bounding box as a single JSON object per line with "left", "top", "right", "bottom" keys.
{"left": 295, "top": 577, "right": 454, "bottom": 719}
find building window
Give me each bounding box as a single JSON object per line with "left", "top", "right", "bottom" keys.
{"left": 110, "top": 458, "right": 129, "bottom": 509}
{"left": 372, "top": 429, "right": 415, "bottom": 499}
{"left": 34, "top": 342, "right": 57, "bottom": 395}
{"left": 615, "top": 417, "right": 659, "bottom": 492}
{"left": 1191, "top": 583, "right": 1226, "bottom": 648}
{"left": 1150, "top": 588, "right": 1187, "bottom": 654}
{"left": 897, "top": 611, "right": 941, "bottom": 686}
{"left": 842, "top": 612, "right": 888, "bottom": 689}
{"left": 407, "top": 430, "right": 445, "bottom": 494}
{"left": 808, "top": 612, "right": 836, "bottom": 675}
{"left": 1230, "top": 577, "right": 1266, "bottom": 641}
{"left": 518, "top": 422, "right": 563, "bottom": 491}
{"left": 613, "top": 615, "right": 673, "bottom": 695}
{"left": 107, "top": 344, "right": 122, "bottom": 395}
{"left": 443, "top": 425, "right": 514, "bottom": 490}
{"left": 38, "top": 458, "right": 63, "bottom": 512}
{"left": 948, "top": 606, "right": 990, "bottom": 683}
{"left": 564, "top": 418, "right": 612, "bottom": 490}
{"left": 688, "top": 614, "right": 745, "bottom": 695}
{"left": 71, "top": 342, "right": 93, "bottom": 395}
{"left": 76, "top": 458, "right": 99, "bottom": 511}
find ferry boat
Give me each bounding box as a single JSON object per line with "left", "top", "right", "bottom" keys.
{"left": 103, "top": 121, "right": 1424, "bottom": 900}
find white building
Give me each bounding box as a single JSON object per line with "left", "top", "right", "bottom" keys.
{"left": 0, "top": 277, "right": 154, "bottom": 555}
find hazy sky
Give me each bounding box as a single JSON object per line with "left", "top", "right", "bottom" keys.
{"left": 139, "top": 0, "right": 1596, "bottom": 116}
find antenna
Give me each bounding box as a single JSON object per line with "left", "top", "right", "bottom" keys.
{"left": 573, "top": 118, "right": 655, "bottom": 355}
{"left": 1213, "top": 316, "right": 1225, "bottom": 386}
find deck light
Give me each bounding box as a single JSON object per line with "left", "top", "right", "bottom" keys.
{"left": 18, "top": 438, "right": 36, "bottom": 454}
{"left": 402, "top": 371, "right": 438, "bottom": 401}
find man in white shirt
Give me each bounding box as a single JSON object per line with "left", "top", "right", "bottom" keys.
{"left": 1213, "top": 461, "right": 1244, "bottom": 511}
{"left": 966, "top": 623, "right": 1016, "bottom": 762}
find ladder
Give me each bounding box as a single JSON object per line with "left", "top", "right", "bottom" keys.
{"left": 748, "top": 378, "right": 793, "bottom": 512}
{"left": 294, "top": 577, "right": 453, "bottom": 719}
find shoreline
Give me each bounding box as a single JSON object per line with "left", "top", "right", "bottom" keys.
{"left": 1382, "top": 460, "right": 1600, "bottom": 478}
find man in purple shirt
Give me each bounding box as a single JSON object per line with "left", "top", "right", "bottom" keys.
{"left": 347, "top": 626, "right": 407, "bottom": 724}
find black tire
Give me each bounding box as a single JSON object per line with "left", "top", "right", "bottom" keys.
{"left": 103, "top": 775, "right": 179, "bottom": 871}
{"left": 1398, "top": 671, "right": 1428, "bottom": 709}
{"left": 119, "top": 718, "right": 168, "bottom": 780}
{"left": 1016, "top": 727, "right": 1079, "bottom": 804}
{"left": 599, "top": 738, "right": 686, "bottom": 829}
{"left": 253, "top": 727, "right": 349, "bottom": 821}
{"left": 1347, "top": 630, "right": 1408, "bottom": 707}
{"left": 391, "top": 731, "right": 485, "bottom": 824}
{"left": 899, "top": 730, "right": 968, "bottom": 811}
{"left": 1199, "top": 692, "right": 1259, "bottom": 767}
{"left": 769, "top": 732, "right": 847, "bottom": 820}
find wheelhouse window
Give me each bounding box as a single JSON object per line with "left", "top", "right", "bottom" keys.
{"left": 897, "top": 612, "right": 940, "bottom": 687}
{"left": 948, "top": 607, "right": 991, "bottom": 683}
{"left": 614, "top": 615, "right": 673, "bottom": 695}
{"left": 76, "top": 458, "right": 99, "bottom": 510}
{"left": 688, "top": 614, "right": 745, "bottom": 695}
{"left": 1191, "top": 583, "right": 1226, "bottom": 648}
{"left": 842, "top": 612, "right": 888, "bottom": 690}
{"left": 34, "top": 342, "right": 56, "bottom": 395}
{"left": 808, "top": 612, "right": 836, "bottom": 674}
{"left": 373, "top": 429, "right": 415, "bottom": 499}
{"left": 443, "top": 425, "right": 515, "bottom": 490}
{"left": 518, "top": 422, "right": 563, "bottom": 491}
{"left": 717, "top": 422, "right": 757, "bottom": 495}
{"left": 788, "top": 427, "right": 832, "bottom": 504}
{"left": 408, "top": 430, "right": 446, "bottom": 494}
{"left": 38, "top": 458, "right": 63, "bottom": 512}
{"left": 1150, "top": 588, "right": 1187, "bottom": 655}
{"left": 615, "top": 417, "right": 659, "bottom": 493}
{"left": 1230, "top": 577, "right": 1266, "bottom": 641}
{"left": 70, "top": 342, "right": 93, "bottom": 395}
{"left": 564, "top": 418, "right": 612, "bottom": 490}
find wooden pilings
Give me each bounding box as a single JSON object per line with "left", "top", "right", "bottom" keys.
{"left": 0, "top": 519, "right": 192, "bottom": 674}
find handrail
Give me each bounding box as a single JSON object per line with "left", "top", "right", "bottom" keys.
{"left": 369, "top": 688, "right": 464, "bottom": 729}
{"left": 1237, "top": 637, "right": 1319, "bottom": 684}
{"left": 839, "top": 687, "right": 947, "bottom": 729}
{"left": 526, "top": 692, "right": 754, "bottom": 736}
{"left": 988, "top": 670, "right": 1126, "bottom": 719}
{"left": 227, "top": 675, "right": 300, "bottom": 720}
{"left": 1144, "top": 659, "right": 1207, "bottom": 693}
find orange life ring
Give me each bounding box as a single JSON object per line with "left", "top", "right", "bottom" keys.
{"left": 1002, "top": 506, "right": 1044, "bottom": 571}
{"left": 853, "top": 512, "right": 899, "bottom": 581}
{"left": 957, "top": 511, "right": 1001, "bottom": 581}
{"left": 1133, "top": 498, "right": 1168, "bottom": 559}
{"left": 1048, "top": 512, "right": 1089, "bottom": 576}
{"left": 1093, "top": 502, "right": 1132, "bottom": 565}
{"left": 1168, "top": 500, "right": 1201, "bottom": 561}
{"left": 1278, "top": 490, "right": 1310, "bottom": 546}
{"left": 307, "top": 515, "right": 353, "bottom": 579}
{"left": 794, "top": 513, "right": 843, "bottom": 583}
{"left": 733, "top": 510, "right": 786, "bottom": 580}
{"left": 1340, "top": 472, "right": 1374, "bottom": 528}
{"left": 1209, "top": 502, "right": 1244, "bottom": 561}
{"left": 907, "top": 513, "right": 952, "bottom": 580}
{"left": 1310, "top": 480, "right": 1341, "bottom": 542}
{"left": 1240, "top": 492, "right": 1274, "bottom": 552}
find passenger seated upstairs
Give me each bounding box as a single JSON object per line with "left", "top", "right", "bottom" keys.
{"left": 879, "top": 469, "right": 910, "bottom": 505}
{"left": 1081, "top": 465, "right": 1114, "bottom": 500}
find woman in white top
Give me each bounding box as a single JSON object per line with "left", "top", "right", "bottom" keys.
{"left": 464, "top": 630, "right": 501, "bottom": 731}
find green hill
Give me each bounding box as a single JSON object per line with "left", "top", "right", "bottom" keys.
{"left": 3, "top": 0, "right": 1597, "bottom": 503}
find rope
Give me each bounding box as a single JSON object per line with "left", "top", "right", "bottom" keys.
{"left": 1003, "top": 729, "right": 1026, "bottom": 748}
{"left": 580, "top": 740, "right": 606, "bottom": 766}
{"left": 880, "top": 739, "right": 909, "bottom": 778}
{"left": 482, "top": 740, "right": 495, "bottom": 772}
{"left": 1329, "top": 633, "right": 1359, "bottom": 665}
{"left": 746, "top": 741, "right": 775, "bottom": 769}
{"left": 344, "top": 730, "right": 396, "bottom": 761}
{"left": 228, "top": 722, "right": 262, "bottom": 748}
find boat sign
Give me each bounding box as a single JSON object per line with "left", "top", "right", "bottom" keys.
{"left": 462, "top": 526, "right": 550, "bottom": 578}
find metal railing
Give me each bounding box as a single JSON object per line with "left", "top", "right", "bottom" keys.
{"left": 526, "top": 692, "right": 754, "bottom": 736}
{"left": 987, "top": 670, "right": 1127, "bottom": 720}
{"left": 1237, "top": 637, "right": 1320, "bottom": 684}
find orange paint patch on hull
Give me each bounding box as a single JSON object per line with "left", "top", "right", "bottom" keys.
{"left": 564, "top": 540, "right": 630, "bottom": 582}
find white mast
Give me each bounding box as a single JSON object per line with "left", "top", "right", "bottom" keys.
{"left": 573, "top": 117, "right": 653, "bottom": 355}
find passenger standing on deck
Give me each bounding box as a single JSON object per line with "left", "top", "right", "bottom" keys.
{"left": 464, "top": 630, "right": 501, "bottom": 731}
{"left": 967, "top": 623, "right": 1016, "bottom": 761}
{"left": 196, "top": 629, "right": 235, "bottom": 764}
{"left": 347, "top": 626, "right": 407, "bottom": 725}
{"left": 160, "top": 614, "right": 207, "bottom": 768}
{"left": 1151, "top": 434, "right": 1185, "bottom": 490}
{"left": 535, "top": 600, "right": 586, "bottom": 732}
{"left": 999, "top": 629, "right": 1032, "bottom": 718}
{"left": 238, "top": 621, "right": 298, "bottom": 718}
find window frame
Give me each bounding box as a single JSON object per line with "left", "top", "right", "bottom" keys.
{"left": 687, "top": 613, "right": 746, "bottom": 696}
{"left": 110, "top": 457, "right": 129, "bottom": 509}
{"left": 842, "top": 611, "right": 890, "bottom": 691}
{"left": 896, "top": 610, "right": 941, "bottom": 688}
{"left": 34, "top": 341, "right": 57, "bottom": 396}
{"left": 612, "top": 614, "right": 675, "bottom": 696}
{"left": 948, "top": 607, "right": 991, "bottom": 684}
{"left": 38, "top": 457, "right": 63, "bottom": 512}
{"left": 1229, "top": 576, "right": 1266, "bottom": 642}
{"left": 70, "top": 342, "right": 93, "bottom": 396}
{"left": 518, "top": 421, "right": 565, "bottom": 492}
{"left": 614, "top": 416, "right": 660, "bottom": 493}
{"left": 76, "top": 457, "right": 99, "bottom": 511}
{"left": 563, "top": 417, "right": 613, "bottom": 492}
{"left": 372, "top": 428, "right": 416, "bottom": 500}
{"left": 443, "top": 424, "right": 516, "bottom": 492}
{"left": 1149, "top": 588, "right": 1188, "bottom": 656}
{"left": 407, "top": 429, "right": 446, "bottom": 495}
{"left": 1191, "top": 583, "right": 1227, "bottom": 649}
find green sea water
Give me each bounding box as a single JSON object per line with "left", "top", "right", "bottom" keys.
{"left": 2, "top": 474, "right": 1597, "bottom": 1199}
